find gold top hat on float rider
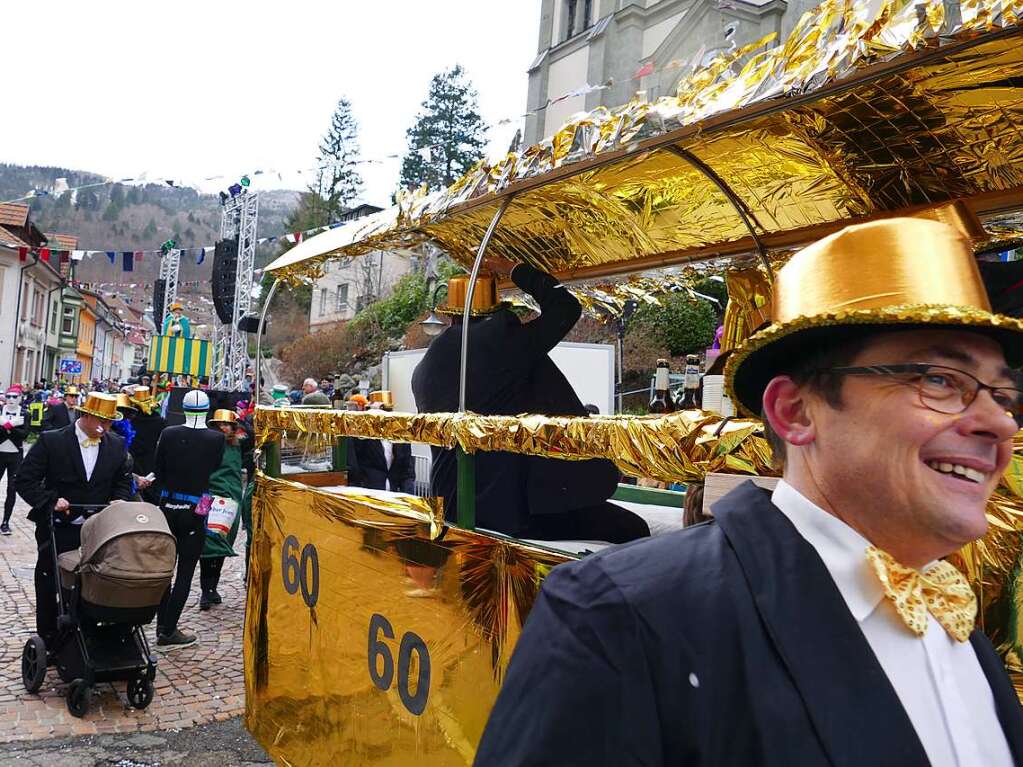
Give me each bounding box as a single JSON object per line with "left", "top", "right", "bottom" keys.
{"left": 368, "top": 390, "right": 394, "bottom": 411}
{"left": 129, "top": 385, "right": 155, "bottom": 414}
{"left": 208, "top": 409, "right": 239, "bottom": 426}
{"left": 725, "top": 217, "right": 1023, "bottom": 417}
{"left": 74, "top": 392, "right": 123, "bottom": 422}
{"left": 436, "top": 274, "right": 505, "bottom": 316}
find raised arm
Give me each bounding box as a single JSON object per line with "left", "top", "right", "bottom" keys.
{"left": 510, "top": 264, "right": 582, "bottom": 360}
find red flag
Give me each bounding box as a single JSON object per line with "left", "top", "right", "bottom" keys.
{"left": 294, "top": 231, "right": 304, "bottom": 243}
{"left": 17, "top": 247, "right": 27, "bottom": 262}
{"left": 59, "top": 251, "right": 70, "bottom": 264}
{"left": 634, "top": 61, "right": 655, "bottom": 79}
{"left": 134, "top": 250, "right": 144, "bottom": 262}
{"left": 39, "top": 248, "right": 50, "bottom": 262}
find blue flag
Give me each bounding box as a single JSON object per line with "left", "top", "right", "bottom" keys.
{"left": 106, "top": 251, "right": 116, "bottom": 264}
{"left": 122, "top": 251, "right": 134, "bottom": 272}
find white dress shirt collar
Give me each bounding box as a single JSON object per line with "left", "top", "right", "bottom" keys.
{"left": 771, "top": 479, "right": 885, "bottom": 622}
{"left": 74, "top": 421, "right": 92, "bottom": 445}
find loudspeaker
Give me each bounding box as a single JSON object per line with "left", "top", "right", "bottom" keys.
{"left": 153, "top": 279, "right": 166, "bottom": 327}
{"left": 212, "top": 238, "right": 238, "bottom": 324}
{"left": 237, "top": 314, "right": 261, "bottom": 333}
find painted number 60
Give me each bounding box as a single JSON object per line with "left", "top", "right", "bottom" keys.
{"left": 281, "top": 535, "right": 319, "bottom": 608}
{"left": 368, "top": 613, "right": 431, "bottom": 716}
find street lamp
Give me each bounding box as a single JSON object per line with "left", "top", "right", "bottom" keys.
{"left": 420, "top": 283, "right": 449, "bottom": 337}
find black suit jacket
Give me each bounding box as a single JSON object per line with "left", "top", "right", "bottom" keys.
{"left": 348, "top": 438, "right": 416, "bottom": 494}
{"left": 41, "top": 402, "right": 73, "bottom": 432}
{"left": 412, "top": 264, "right": 619, "bottom": 535}
{"left": 154, "top": 425, "right": 225, "bottom": 499}
{"left": 16, "top": 425, "right": 133, "bottom": 524}
{"left": 475, "top": 482, "right": 1023, "bottom": 766}
{"left": 129, "top": 411, "right": 166, "bottom": 476}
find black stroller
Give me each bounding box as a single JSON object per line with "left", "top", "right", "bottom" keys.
{"left": 21, "top": 501, "right": 177, "bottom": 717}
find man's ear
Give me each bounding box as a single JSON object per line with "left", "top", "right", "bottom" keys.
{"left": 762, "top": 376, "right": 816, "bottom": 448}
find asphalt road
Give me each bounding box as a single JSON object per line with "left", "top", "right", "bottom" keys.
{"left": 0, "top": 716, "right": 273, "bottom": 766}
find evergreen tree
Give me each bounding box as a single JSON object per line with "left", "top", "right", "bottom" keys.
{"left": 315, "top": 97, "right": 363, "bottom": 221}
{"left": 400, "top": 65, "right": 488, "bottom": 191}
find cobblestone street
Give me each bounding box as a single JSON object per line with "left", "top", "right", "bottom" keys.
{"left": 0, "top": 477, "right": 256, "bottom": 752}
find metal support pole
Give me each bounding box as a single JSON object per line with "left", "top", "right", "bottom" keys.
{"left": 263, "top": 441, "right": 281, "bottom": 479}
{"left": 456, "top": 447, "right": 476, "bottom": 531}
{"left": 663, "top": 145, "right": 773, "bottom": 280}
{"left": 332, "top": 438, "right": 348, "bottom": 474}
{"left": 253, "top": 278, "right": 280, "bottom": 408}
{"left": 458, "top": 195, "right": 514, "bottom": 413}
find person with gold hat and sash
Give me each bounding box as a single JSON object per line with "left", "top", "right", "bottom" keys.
{"left": 476, "top": 218, "right": 1023, "bottom": 766}
{"left": 15, "top": 392, "right": 133, "bottom": 645}
{"left": 347, "top": 391, "right": 417, "bottom": 494}
{"left": 412, "top": 263, "right": 648, "bottom": 542}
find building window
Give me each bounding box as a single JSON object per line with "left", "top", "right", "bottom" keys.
{"left": 20, "top": 281, "right": 30, "bottom": 321}
{"left": 32, "top": 291, "right": 45, "bottom": 327}
{"left": 336, "top": 284, "right": 349, "bottom": 312}
{"left": 50, "top": 301, "right": 58, "bottom": 333}
{"left": 319, "top": 288, "right": 328, "bottom": 316}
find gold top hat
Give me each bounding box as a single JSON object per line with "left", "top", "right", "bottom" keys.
{"left": 74, "top": 392, "right": 123, "bottom": 422}
{"left": 115, "top": 393, "right": 138, "bottom": 412}
{"left": 128, "top": 385, "right": 155, "bottom": 414}
{"left": 209, "top": 408, "right": 238, "bottom": 426}
{"left": 169, "top": 302, "right": 184, "bottom": 312}
{"left": 437, "top": 274, "right": 505, "bottom": 316}
{"left": 64, "top": 386, "right": 79, "bottom": 397}
{"left": 726, "top": 217, "right": 1023, "bottom": 416}
{"left": 368, "top": 390, "right": 394, "bottom": 410}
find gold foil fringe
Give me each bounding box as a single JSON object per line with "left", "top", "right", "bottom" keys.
{"left": 255, "top": 406, "right": 775, "bottom": 484}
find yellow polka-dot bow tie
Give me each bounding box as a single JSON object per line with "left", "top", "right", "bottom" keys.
{"left": 80, "top": 437, "right": 100, "bottom": 447}
{"left": 866, "top": 546, "right": 976, "bottom": 642}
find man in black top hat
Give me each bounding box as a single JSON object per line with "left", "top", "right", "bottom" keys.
{"left": 16, "top": 392, "right": 133, "bottom": 642}
{"left": 152, "top": 389, "right": 225, "bottom": 650}
{"left": 412, "top": 261, "right": 647, "bottom": 542}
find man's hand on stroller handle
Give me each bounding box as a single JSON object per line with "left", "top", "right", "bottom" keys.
{"left": 54, "top": 498, "right": 70, "bottom": 514}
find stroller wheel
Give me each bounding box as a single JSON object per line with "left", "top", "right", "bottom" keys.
{"left": 127, "top": 675, "right": 155, "bottom": 709}
{"left": 67, "top": 679, "right": 91, "bottom": 718}
{"left": 21, "top": 636, "right": 47, "bottom": 693}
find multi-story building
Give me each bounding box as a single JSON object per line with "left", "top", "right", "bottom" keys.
{"left": 57, "top": 285, "right": 85, "bottom": 383}
{"left": 76, "top": 300, "right": 97, "bottom": 381}
{"left": 0, "top": 204, "right": 64, "bottom": 386}
{"left": 524, "top": 0, "right": 798, "bottom": 145}
{"left": 43, "top": 233, "right": 79, "bottom": 381}
{"left": 308, "top": 204, "right": 418, "bottom": 331}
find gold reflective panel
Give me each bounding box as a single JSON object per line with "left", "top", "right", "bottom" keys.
{"left": 265, "top": 0, "right": 1023, "bottom": 284}
{"left": 244, "top": 474, "right": 572, "bottom": 766}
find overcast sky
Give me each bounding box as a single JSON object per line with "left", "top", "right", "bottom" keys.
{"left": 2, "top": 1, "right": 541, "bottom": 207}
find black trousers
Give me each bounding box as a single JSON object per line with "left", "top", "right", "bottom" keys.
{"left": 0, "top": 450, "right": 22, "bottom": 524}
{"left": 34, "top": 520, "right": 82, "bottom": 639}
{"left": 199, "top": 556, "right": 224, "bottom": 595}
{"left": 523, "top": 502, "right": 650, "bottom": 544}
{"left": 157, "top": 503, "right": 205, "bottom": 636}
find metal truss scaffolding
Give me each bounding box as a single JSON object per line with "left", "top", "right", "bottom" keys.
{"left": 158, "top": 249, "right": 180, "bottom": 331}
{"left": 217, "top": 192, "right": 259, "bottom": 390}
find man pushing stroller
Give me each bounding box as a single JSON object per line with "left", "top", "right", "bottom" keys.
{"left": 16, "top": 392, "right": 134, "bottom": 645}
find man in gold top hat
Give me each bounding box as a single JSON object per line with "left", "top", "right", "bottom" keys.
{"left": 41, "top": 385, "right": 80, "bottom": 431}
{"left": 15, "top": 392, "right": 133, "bottom": 645}
{"left": 476, "top": 218, "right": 1023, "bottom": 766}
{"left": 412, "top": 262, "right": 648, "bottom": 542}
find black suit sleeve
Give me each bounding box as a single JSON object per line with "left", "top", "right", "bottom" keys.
{"left": 153, "top": 431, "right": 168, "bottom": 497}
{"left": 15, "top": 432, "right": 55, "bottom": 515}
{"left": 398, "top": 445, "right": 416, "bottom": 494}
{"left": 509, "top": 263, "right": 582, "bottom": 361}
{"left": 474, "top": 560, "right": 664, "bottom": 766}
{"left": 112, "top": 449, "right": 134, "bottom": 501}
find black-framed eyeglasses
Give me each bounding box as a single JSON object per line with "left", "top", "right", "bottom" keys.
{"left": 821, "top": 364, "right": 1023, "bottom": 427}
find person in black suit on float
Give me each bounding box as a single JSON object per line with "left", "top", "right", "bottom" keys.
{"left": 347, "top": 392, "right": 417, "bottom": 494}
{"left": 152, "top": 389, "right": 225, "bottom": 650}
{"left": 412, "top": 261, "right": 647, "bottom": 542}
{"left": 40, "top": 386, "right": 79, "bottom": 432}
{"left": 475, "top": 219, "right": 1023, "bottom": 766}
{"left": 15, "top": 392, "right": 133, "bottom": 643}
{"left": 124, "top": 385, "right": 165, "bottom": 503}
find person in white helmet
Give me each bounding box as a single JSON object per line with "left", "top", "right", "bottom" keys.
{"left": 152, "top": 389, "right": 225, "bottom": 650}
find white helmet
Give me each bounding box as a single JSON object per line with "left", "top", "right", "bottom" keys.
{"left": 182, "top": 389, "right": 210, "bottom": 414}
